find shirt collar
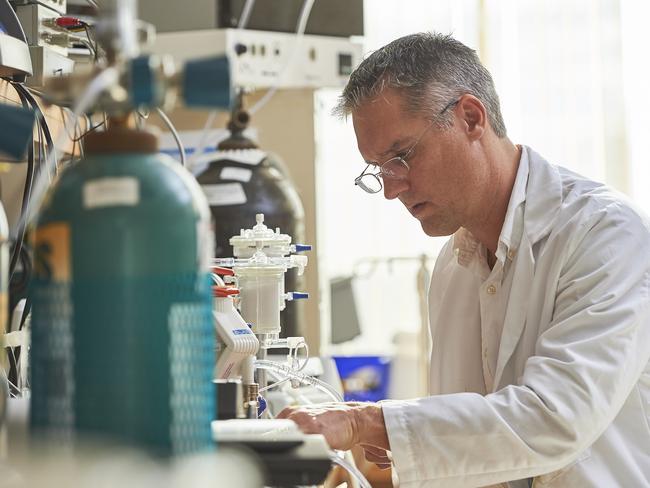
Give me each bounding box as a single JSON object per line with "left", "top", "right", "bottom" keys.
{"left": 496, "top": 145, "right": 529, "bottom": 258}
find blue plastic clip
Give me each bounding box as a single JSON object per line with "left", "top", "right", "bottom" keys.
{"left": 257, "top": 395, "right": 267, "bottom": 417}
{"left": 294, "top": 244, "right": 312, "bottom": 253}
{"left": 129, "top": 56, "right": 157, "bottom": 106}
{"left": 290, "top": 292, "right": 309, "bottom": 300}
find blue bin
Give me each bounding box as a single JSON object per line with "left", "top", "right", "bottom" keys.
{"left": 332, "top": 355, "right": 391, "bottom": 402}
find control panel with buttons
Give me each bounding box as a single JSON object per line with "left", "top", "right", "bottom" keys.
{"left": 148, "top": 28, "right": 363, "bottom": 90}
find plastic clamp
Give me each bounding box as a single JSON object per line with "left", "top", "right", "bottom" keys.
{"left": 289, "top": 292, "right": 309, "bottom": 300}
{"left": 293, "top": 244, "right": 312, "bottom": 253}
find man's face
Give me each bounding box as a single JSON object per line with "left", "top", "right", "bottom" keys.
{"left": 352, "top": 89, "right": 483, "bottom": 237}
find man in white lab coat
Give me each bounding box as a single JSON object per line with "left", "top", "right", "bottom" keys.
{"left": 278, "top": 32, "right": 650, "bottom": 487}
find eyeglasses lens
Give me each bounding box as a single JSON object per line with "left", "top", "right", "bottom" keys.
{"left": 356, "top": 174, "right": 382, "bottom": 193}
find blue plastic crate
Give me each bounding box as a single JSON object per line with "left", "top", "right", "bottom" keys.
{"left": 332, "top": 355, "right": 391, "bottom": 402}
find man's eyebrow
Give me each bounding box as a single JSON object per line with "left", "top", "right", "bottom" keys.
{"left": 374, "top": 136, "right": 412, "bottom": 160}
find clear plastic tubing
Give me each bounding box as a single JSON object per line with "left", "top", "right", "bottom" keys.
{"left": 254, "top": 359, "right": 343, "bottom": 402}
{"left": 329, "top": 451, "right": 371, "bottom": 488}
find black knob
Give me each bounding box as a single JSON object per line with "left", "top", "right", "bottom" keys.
{"left": 234, "top": 43, "right": 247, "bottom": 56}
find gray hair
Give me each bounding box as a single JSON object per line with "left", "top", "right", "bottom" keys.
{"left": 334, "top": 32, "right": 507, "bottom": 138}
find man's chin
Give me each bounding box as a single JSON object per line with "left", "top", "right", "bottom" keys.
{"left": 420, "top": 218, "right": 459, "bottom": 237}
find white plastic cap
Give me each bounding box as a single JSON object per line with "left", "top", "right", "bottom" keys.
{"left": 229, "top": 214, "right": 292, "bottom": 258}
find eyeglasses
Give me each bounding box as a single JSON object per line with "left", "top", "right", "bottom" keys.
{"left": 354, "top": 98, "right": 460, "bottom": 194}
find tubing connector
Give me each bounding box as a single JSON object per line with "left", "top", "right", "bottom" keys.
{"left": 243, "top": 383, "right": 259, "bottom": 419}
{"left": 285, "top": 292, "right": 309, "bottom": 301}
{"left": 291, "top": 244, "right": 312, "bottom": 253}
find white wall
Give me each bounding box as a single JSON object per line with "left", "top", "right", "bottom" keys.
{"left": 621, "top": 0, "right": 650, "bottom": 211}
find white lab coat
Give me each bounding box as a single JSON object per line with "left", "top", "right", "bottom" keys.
{"left": 382, "top": 147, "right": 650, "bottom": 487}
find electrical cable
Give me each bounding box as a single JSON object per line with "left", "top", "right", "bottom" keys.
{"left": 77, "top": 38, "right": 96, "bottom": 58}
{"left": 73, "top": 120, "right": 106, "bottom": 141}
{"left": 7, "top": 86, "right": 48, "bottom": 395}
{"left": 6, "top": 353, "right": 16, "bottom": 397}
{"left": 9, "top": 83, "right": 56, "bottom": 283}
{"left": 186, "top": 110, "right": 217, "bottom": 171}
{"left": 9, "top": 244, "right": 31, "bottom": 298}
{"left": 155, "top": 107, "right": 186, "bottom": 166}
{"left": 249, "top": 0, "right": 315, "bottom": 115}
{"left": 77, "top": 117, "right": 85, "bottom": 158}
{"left": 9, "top": 346, "right": 18, "bottom": 382}
{"left": 18, "top": 295, "right": 30, "bottom": 332}
{"left": 83, "top": 24, "right": 94, "bottom": 52}
{"left": 82, "top": 23, "right": 99, "bottom": 63}
{"left": 14, "top": 84, "right": 56, "bottom": 168}
{"left": 36, "top": 107, "right": 47, "bottom": 177}
{"left": 13, "top": 294, "right": 31, "bottom": 392}
{"left": 237, "top": 0, "right": 256, "bottom": 29}
{"left": 6, "top": 376, "right": 19, "bottom": 398}
{"left": 7, "top": 87, "right": 60, "bottom": 345}
{"left": 68, "top": 115, "right": 79, "bottom": 165}
{"left": 9, "top": 87, "right": 34, "bottom": 283}
{"left": 81, "top": 115, "right": 92, "bottom": 157}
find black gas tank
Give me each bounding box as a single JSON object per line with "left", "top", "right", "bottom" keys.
{"left": 195, "top": 147, "right": 306, "bottom": 338}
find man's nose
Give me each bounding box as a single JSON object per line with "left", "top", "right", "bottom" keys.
{"left": 383, "top": 177, "right": 409, "bottom": 200}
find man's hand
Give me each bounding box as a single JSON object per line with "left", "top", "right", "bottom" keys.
{"left": 276, "top": 403, "right": 360, "bottom": 450}
{"left": 276, "top": 402, "right": 390, "bottom": 453}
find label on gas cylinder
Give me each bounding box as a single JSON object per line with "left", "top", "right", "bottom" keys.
{"left": 83, "top": 177, "right": 140, "bottom": 209}
{"left": 220, "top": 167, "right": 252, "bottom": 183}
{"left": 211, "top": 149, "right": 266, "bottom": 166}
{"left": 33, "top": 222, "right": 71, "bottom": 282}
{"left": 201, "top": 183, "right": 247, "bottom": 206}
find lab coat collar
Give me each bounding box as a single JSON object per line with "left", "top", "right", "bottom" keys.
{"left": 521, "top": 145, "right": 563, "bottom": 244}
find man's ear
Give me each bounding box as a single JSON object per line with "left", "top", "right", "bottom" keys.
{"left": 457, "top": 95, "right": 486, "bottom": 141}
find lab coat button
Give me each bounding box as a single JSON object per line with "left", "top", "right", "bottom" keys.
{"left": 508, "top": 249, "right": 516, "bottom": 260}
{"left": 487, "top": 284, "right": 497, "bottom": 295}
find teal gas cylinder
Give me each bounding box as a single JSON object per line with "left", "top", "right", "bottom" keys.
{"left": 30, "top": 127, "right": 214, "bottom": 456}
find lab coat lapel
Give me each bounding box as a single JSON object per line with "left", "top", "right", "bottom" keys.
{"left": 492, "top": 148, "right": 563, "bottom": 389}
